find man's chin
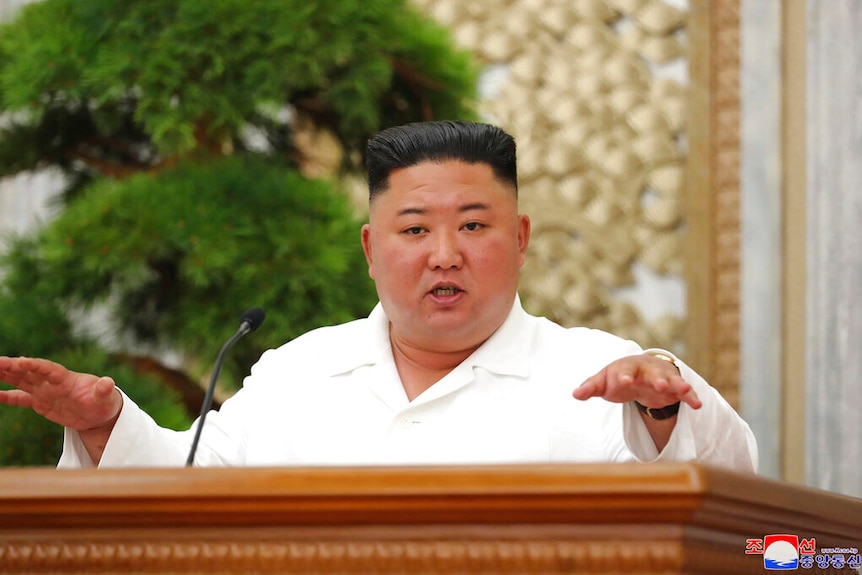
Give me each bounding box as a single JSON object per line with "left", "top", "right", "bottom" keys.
{"left": 418, "top": 322, "right": 495, "bottom": 354}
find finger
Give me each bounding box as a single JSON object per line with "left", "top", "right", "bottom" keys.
{"left": 10, "top": 357, "right": 78, "bottom": 392}
{"left": 85, "top": 378, "right": 122, "bottom": 427}
{"left": 0, "top": 355, "right": 22, "bottom": 378}
{"left": 0, "top": 359, "right": 36, "bottom": 390}
{"left": 0, "top": 388, "right": 34, "bottom": 409}
{"left": 648, "top": 374, "right": 670, "bottom": 393}
{"left": 573, "top": 372, "right": 605, "bottom": 400}
{"left": 609, "top": 369, "right": 640, "bottom": 403}
{"left": 92, "top": 376, "right": 117, "bottom": 399}
{"left": 19, "top": 357, "right": 69, "bottom": 383}
{"left": 669, "top": 376, "right": 702, "bottom": 409}
{"left": 617, "top": 370, "right": 634, "bottom": 386}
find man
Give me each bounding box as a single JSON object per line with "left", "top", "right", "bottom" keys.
{"left": 0, "top": 121, "right": 758, "bottom": 471}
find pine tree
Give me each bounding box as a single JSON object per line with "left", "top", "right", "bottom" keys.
{"left": 0, "top": 0, "right": 477, "bottom": 465}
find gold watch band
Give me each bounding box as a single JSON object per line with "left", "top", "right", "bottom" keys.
{"left": 643, "top": 349, "right": 680, "bottom": 373}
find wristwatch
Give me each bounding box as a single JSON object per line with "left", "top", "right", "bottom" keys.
{"left": 634, "top": 400, "right": 681, "bottom": 420}
{"left": 635, "top": 349, "right": 682, "bottom": 420}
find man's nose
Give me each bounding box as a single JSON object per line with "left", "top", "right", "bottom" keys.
{"left": 428, "top": 232, "right": 464, "bottom": 269}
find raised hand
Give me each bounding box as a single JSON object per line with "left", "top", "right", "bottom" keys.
{"left": 0, "top": 356, "right": 122, "bottom": 432}
{"left": 572, "top": 353, "right": 702, "bottom": 411}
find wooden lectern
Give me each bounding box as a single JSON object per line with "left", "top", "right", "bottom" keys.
{"left": 1, "top": 463, "right": 860, "bottom": 573}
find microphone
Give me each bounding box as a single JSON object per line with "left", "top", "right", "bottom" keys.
{"left": 185, "top": 307, "right": 266, "bottom": 466}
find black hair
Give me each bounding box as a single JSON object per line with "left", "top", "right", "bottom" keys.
{"left": 365, "top": 120, "right": 518, "bottom": 201}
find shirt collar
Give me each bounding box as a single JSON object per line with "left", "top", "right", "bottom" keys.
{"left": 461, "top": 295, "right": 533, "bottom": 378}
{"left": 323, "top": 302, "right": 392, "bottom": 376}
{"left": 324, "top": 295, "right": 535, "bottom": 379}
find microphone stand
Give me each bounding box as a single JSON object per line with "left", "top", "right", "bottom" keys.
{"left": 185, "top": 309, "right": 263, "bottom": 466}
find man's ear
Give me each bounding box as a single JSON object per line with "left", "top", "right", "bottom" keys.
{"left": 360, "top": 223, "right": 375, "bottom": 279}
{"left": 517, "top": 214, "right": 531, "bottom": 266}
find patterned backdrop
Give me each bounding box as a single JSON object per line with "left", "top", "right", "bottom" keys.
{"left": 411, "top": 0, "right": 690, "bottom": 350}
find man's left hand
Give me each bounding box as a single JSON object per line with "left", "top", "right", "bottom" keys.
{"left": 572, "top": 354, "right": 702, "bottom": 412}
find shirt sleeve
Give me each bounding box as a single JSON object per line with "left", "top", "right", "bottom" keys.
{"left": 58, "top": 389, "right": 192, "bottom": 469}
{"left": 621, "top": 351, "right": 759, "bottom": 473}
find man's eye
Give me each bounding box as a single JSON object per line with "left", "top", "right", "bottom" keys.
{"left": 405, "top": 227, "right": 424, "bottom": 235}
{"left": 463, "top": 222, "right": 483, "bottom": 231}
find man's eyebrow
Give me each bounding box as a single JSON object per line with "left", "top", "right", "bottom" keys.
{"left": 396, "top": 207, "right": 427, "bottom": 217}
{"left": 459, "top": 202, "right": 491, "bottom": 212}
{"left": 395, "top": 203, "right": 491, "bottom": 217}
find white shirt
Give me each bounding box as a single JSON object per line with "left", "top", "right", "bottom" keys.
{"left": 59, "top": 298, "right": 758, "bottom": 471}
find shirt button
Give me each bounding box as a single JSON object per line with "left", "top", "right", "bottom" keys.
{"left": 396, "top": 416, "right": 412, "bottom": 427}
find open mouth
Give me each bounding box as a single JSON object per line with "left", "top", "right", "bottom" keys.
{"left": 432, "top": 286, "right": 460, "bottom": 296}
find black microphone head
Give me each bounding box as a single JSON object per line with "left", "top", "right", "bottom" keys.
{"left": 240, "top": 307, "right": 266, "bottom": 333}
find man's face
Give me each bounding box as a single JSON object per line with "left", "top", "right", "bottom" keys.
{"left": 361, "top": 160, "right": 530, "bottom": 355}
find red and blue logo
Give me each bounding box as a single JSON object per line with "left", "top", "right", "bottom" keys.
{"left": 762, "top": 534, "right": 801, "bottom": 570}
{"left": 746, "top": 534, "right": 819, "bottom": 570}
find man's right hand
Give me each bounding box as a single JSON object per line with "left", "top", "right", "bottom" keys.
{"left": 0, "top": 356, "right": 122, "bottom": 463}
